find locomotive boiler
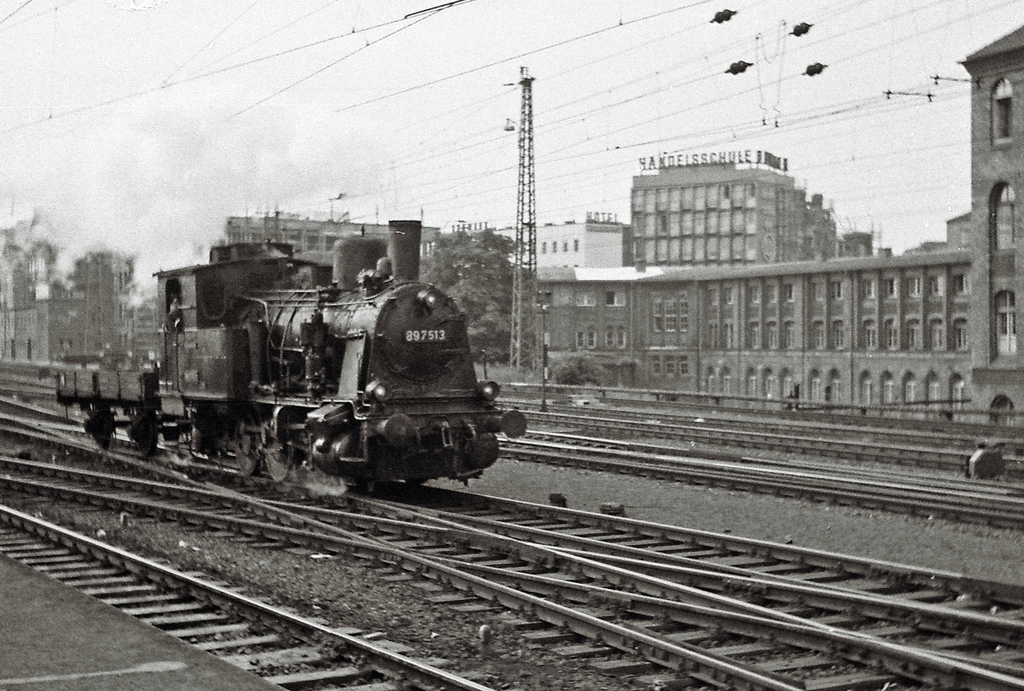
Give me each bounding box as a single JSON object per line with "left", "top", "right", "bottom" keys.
{"left": 58, "top": 220, "right": 526, "bottom": 487}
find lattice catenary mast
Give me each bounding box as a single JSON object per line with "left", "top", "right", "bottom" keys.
{"left": 510, "top": 66, "right": 536, "bottom": 370}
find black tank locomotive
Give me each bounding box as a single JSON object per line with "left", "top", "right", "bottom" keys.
{"left": 57, "top": 220, "right": 526, "bottom": 486}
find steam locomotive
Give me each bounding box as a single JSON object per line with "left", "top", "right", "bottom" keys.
{"left": 56, "top": 220, "right": 527, "bottom": 486}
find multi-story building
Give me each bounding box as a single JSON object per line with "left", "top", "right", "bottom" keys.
{"left": 630, "top": 152, "right": 838, "bottom": 268}
{"left": 223, "top": 212, "right": 440, "bottom": 263}
{"left": 964, "top": 26, "right": 1024, "bottom": 418}
{"left": 538, "top": 25, "right": 1024, "bottom": 417}
{"left": 0, "top": 218, "right": 138, "bottom": 364}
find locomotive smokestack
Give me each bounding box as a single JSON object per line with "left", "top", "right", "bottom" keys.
{"left": 389, "top": 220, "right": 422, "bottom": 282}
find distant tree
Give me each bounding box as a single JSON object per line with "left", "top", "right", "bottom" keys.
{"left": 551, "top": 354, "right": 604, "bottom": 386}
{"left": 421, "top": 229, "right": 514, "bottom": 362}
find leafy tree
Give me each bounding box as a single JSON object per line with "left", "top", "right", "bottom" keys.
{"left": 421, "top": 229, "right": 514, "bottom": 362}
{"left": 551, "top": 353, "right": 604, "bottom": 386}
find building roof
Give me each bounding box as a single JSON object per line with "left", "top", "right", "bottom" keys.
{"left": 538, "top": 250, "right": 970, "bottom": 284}
{"left": 964, "top": 25, "right": 1024, "bottom": 64}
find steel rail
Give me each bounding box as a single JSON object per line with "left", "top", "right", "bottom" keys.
{"left": 0, "top": 503, "right": 499, "bottom": 691}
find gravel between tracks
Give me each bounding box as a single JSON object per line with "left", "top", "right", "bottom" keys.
{"left": 5, "top": 450, "right": 1024, "bottom": 690}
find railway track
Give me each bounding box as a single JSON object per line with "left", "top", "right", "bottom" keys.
{"left": 0, "top": 503, "right": 496, "bottom": 691}
{"left": 3, "top": 450, "right": 1024, "bottom": 689}
{"left": 524, "top": 408, "right": 1023, "bottom": 477}
{"left": 501, "top": 435, "right": 1024, "bottom": 529}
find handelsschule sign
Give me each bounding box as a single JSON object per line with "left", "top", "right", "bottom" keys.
{"left": 639, "top": 149, "right": 788, "bottom": 172}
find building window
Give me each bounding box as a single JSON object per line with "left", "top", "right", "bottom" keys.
{"left": 748, "top": 322, "right": 761, "bottom": 349}
{"left": 953, "top": 273, "right": 969, "bottom": 295}
{"left": 605, "top": 290, "right": 624, "bottom": 307}
{"left": 997, "top": 290, "right": 1017, "bottom": 354}
{"left": 768, "top": 284, "right": 778, "bottom": 303}
{"left": 617, "top": 328, "right": 627, "bottom": 349}
{"left": 652, "top": 357, "right": 661, "bottom": 375}
{"left": 710, "top": 287, "right": 719, "bottom": 305}
{"left": 563, "top": 242, "right": 568, "bottom": 252}
{"left": 783, "top": 284, "right": 794, "bottom": 302}
{"left": 882, "top": 375, "right": 895, "bottom": 404}
{"left": 724, "top": 286, "right": 735, "bottom": 305}
{"left": 575, "top": 292, "right": 596, "bottom": 307}
{"left": 863, "top": 279, "right": 876, "bottom": 299}
{"left": 664, "top": 300, "right": 677, "bottom": 332}
{"left": 766, "top": 321, "right": 778, "bottom": 349}
{"left": 884, "top": 319, "right": 898, "bottom": 349}
{"left": 652, "top": 299, "right": 663, "bottom": 332}
{"left": 906, "top": 276, "right": 921, "bottom": 297}
{"left": 813, "top": 282, "right": 824, "bottom": 302}
{"left": 586, "top": 329, "right": 596, "bottom": 349}
{"left": 928, "top": 275, "right": 944, "bottom": 296}
{"left": 993, "top": 78, "right": 1012, "bottom": 142}
{"left": 831, "top": 280, "right": 843, "bottom": 300}
{"left": 813, "top": 321, "right": 825, "bottom": 349}
{"left": 905, "top": 377, "right": 917, "bottom": 403}
{"left": 665, "top": 358, "right": 676, "bottom": 376}
{"left": 952, "top": 377, "right": 966, "bottom": 408}
{"left": 679, "top": 356, "right": 689, "bottom": 374}
{"left": 861, "top": 376, "right": 873, "bottom": 405}
{"left": 930, "top": 319, "right": 945, "bottom": 350}
{"left": 928, "top": 378, "right": 940, "bottom": 402}
{"left": 724, "top": 322, "right": 735, "bottom": 348}
{"left": 679, "top": 294, "right": 690, "bottom": 333}
{"left": 863, "top": 320, "right": 877, "bottom": 349}
{"left": 749, "top": 284, "right": 760, "bottom": 304}
{"left": 575, "top": 331, "right": 585, "bottom": 349}
{"left": 906, "top": 319, "right": 921, "bottom": 350}
{"left": 541, "top": 242, "right": 547, "bottom": 254}
{"left": 605, "top": 327, "right": 616, "bottom": 348}
{"left": 573, "top": 239, "right": 579, "bottom": 252}
{"left": 992, "top": 183, "right": 1016, "bottom": 250}
{"left": 884, "top": 277, "right": 896, "bottom": 297}
{"left": 955, "top": 319, "right": 969, "bottom": 351}
{"left": 708, "top": 322, "right": 719, "bottom": 348}
{"left": 832, "top": 320, "right": 845, "bottom": 349}
{"left": 783, "top": 321, "right": 795, "bottom": 349}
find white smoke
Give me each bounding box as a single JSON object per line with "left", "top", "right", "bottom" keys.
{"left": 0, "top": 87, "right": 389, "bottom": 297}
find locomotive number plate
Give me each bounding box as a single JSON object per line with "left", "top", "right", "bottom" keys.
{"left": 405, "top": 329, "right": 446, "bottom": 342}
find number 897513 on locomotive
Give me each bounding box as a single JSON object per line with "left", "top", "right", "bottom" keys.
{"left": 57, "top": 220, "right": 527, "bottom": 487}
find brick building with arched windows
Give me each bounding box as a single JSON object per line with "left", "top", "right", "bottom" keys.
{"left": 537, "top": 24, "right": 1024, "bottom": 419}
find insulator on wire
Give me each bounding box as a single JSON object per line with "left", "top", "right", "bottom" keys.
{"left": 791, "top": 22, "right": 812, "bottom": 36}
{"left": 711, "top": 9, "right": 736, "bottom": 23}
{"left": 726, "top": 60, "right": 753, "bottom": 75}
{"left": 804, "top": 63, "right": 826, "bottom": 76}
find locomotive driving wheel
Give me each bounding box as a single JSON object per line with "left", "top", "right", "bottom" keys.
{"left": 264, "top": 442, "right": 292, "bottom": 483}
{"left": 231, "top": 420, "right": 261, "bottom": 477}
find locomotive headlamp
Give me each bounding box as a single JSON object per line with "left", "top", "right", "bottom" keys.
{"left": 417, "top": 288, "right": 441, "bottom": 311}
{"left": 478, "top": 380, "right": 500, "bottom": 401}
{"left": 366, "top": 380, "right": 389, "bottom": 402}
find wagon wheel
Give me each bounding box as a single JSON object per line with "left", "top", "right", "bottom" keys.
{"left": 86, "top": 409, "right": 115, "bottom": 450}
{"left": 264, "top": 441, "right": 292, "bottom": 483}
{"left": 129, "top": 411, "right": 160, "bottom": 456}
{"left": 231, "top": 421, "right": 261, "bottom": 477}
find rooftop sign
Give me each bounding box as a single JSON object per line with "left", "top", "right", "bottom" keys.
{"left": 639, "top": 149, "right": 788, "bottom": 173}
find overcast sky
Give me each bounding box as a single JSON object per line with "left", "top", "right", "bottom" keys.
{"left": 1, "top": 0, "right": 1023, "bottom": 281}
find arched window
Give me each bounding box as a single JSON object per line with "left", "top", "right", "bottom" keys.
{"left": 763, "top": 368, "right": 775, "bottom": 399}
{"left": 903, "top": 374, "right": 917, "bottom": 404}
{"left": 951, "top": 375, "right": 966, "bottom": 409}
{"left": 746, "top": 368, "right": 757, "bottom": 396}
{"left": 721, "top": 367, "right": 731, "bottom": 394}
{"left": 828, "top": 370, "right": 842, "bottom": 403}
{"left": 993, "top": 78, "right": 1013, "bottom": 142}
{"left": 860, "top": 372, "right": 873, "bottom": 405}
{"left": 992, "top": 184, "right": 1016, "bottom": 250}
{"left": 882, "top": 372, "right": 895, "bottom": 404}
{"left": 996, "top": 290, "right": 1017, "bottom": 355}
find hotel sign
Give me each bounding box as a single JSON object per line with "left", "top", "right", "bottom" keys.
{"left": 639, "top": 149, "right": 788, "bottom": 173}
